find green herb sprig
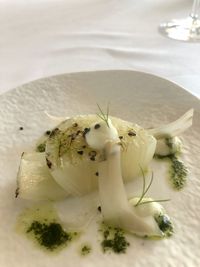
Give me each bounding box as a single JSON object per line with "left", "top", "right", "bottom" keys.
{"left": 135, "top": 167, "right": 170, "bottom": 207}
{"left": 96, "top": 103, "right": 110, "bottom": 128}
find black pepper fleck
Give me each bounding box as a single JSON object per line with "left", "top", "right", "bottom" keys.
{"left": 19, "top": 127, "right": 24, "bottom": 130}
{"left": 82, "top": 145, "right": 86, "bottom": 149}
{"left": 128, "top": 131, "right": 136, "bottom": 137}
{"left": 90, "top": 156, "right": 95, "bottom": 161}
{"left": 77, "top": 151, "right": 84, "bottom": 155}
{"left": 98, "top": 206, "right": 101, "bottom": 212}
{"left": 119, "top": 136, "right": 123, "bottom": 139}
{"left": 46, "top": 158, "right": 52, "bottom": 169}
{"left": 73, "top": 123, "right": 78, "bottom": 127}
{"left": 45, "top": 130, "right": 51, "bottom": 135}
{"left": 83, "top": 128, "right": 90, "bottom": 137}
{"left": 94, "top": 123, "right": 101, "bottom": 129}
{"left": 15, "top": 187, "right": 19, "bottom": 198}
{"left": 95, "top": 172, "right": 99, "bottom": 176}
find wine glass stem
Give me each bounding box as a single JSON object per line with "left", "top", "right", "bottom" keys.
{"left": 191, "top": 0, "right": 200, "bottom": 19}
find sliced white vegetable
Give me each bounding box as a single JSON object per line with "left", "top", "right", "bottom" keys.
{"left": 17, "top": 152, "right": 68, "bottom": 200}
{"left": 45, "top": 115, "right": 156, "bottom": 196}
{"left": 148, "top": 109, "right": 193, "bottom": 139}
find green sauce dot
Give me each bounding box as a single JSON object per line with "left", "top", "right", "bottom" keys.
{"left": 100, "top": 225, "right": 129, "bottom": 254}
{"left": 81, "top": 245, "right": 91, "bottom": 256}
{"left": 36, "top": 143, "right": 46, "bottom": 152}
{"left": 27, "top": 221, "right": 72, "bottom": 251}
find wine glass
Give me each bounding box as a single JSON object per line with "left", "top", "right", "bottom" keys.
{"left": 159, "top": 0, "right": 200, "bottom": 41}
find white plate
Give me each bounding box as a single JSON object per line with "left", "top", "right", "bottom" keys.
{"left": 0, "top": 70, "right": 200, "bottom": 267}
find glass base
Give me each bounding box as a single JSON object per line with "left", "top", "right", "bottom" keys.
{"left": 159, "top": 16, "right": 200, "bottom": 41}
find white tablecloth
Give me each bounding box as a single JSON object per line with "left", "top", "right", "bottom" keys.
{"left": 0, "top": 0, "right": 200, "bottom": 98}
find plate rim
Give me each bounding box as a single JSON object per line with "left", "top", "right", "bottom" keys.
{"left": 1, "top": 69, "right": 199, "bottom": 102}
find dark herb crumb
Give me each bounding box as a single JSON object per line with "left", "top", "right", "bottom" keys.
{"left": 101, "top": 226, "right": 129, "bottom": 254}
{"left": 81, "top": 245, "right": 91, "bottom": 256}
{"left": 27, "top": 221, "right": 72, "bottom": 250}
{"left": 97, "top": 206, "right": 101, "bottom": 212}
{"left": 77, "top": 150, "right": 84, "bottom": 155}
{"left": 83, "top": 128, "right": 90, "bottom": 137}
{"left": 90, "top": 157, "right": 95, "bottom": 161}
{"left": 46, "top": 158, "right": 52, "bottom": 169}
{"left": 36, "top": 143, "right": 46, "bottom": 153}
{"left": 94, "top": 123, "right": 101, "bottom": 129}
{"left": 73, "top": 123, "right": 78, "bottom": 127}
{"left": 15, "top": 187, "right": 19, "bottom": 198}
{"left": 50, "top": 128, "right": 59, "bottom": 137}
{"left": 19, "top": 126, "right": 24, "bottom": 131}
{"left": 45, "top": 130, "right": 51, "bottom": 135}
{"left": 128, "top": 131, "right": 136, "bottom": 137}
{"left": 82, "top": 145, "right": 86, "bottom": 149}
{"left": 119, "top": 136, "right": 123, "bottom": 139}
{"left": 95, "top": 172, "right": 99, "bottom": 176}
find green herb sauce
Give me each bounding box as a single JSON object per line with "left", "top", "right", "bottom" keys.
{"left": 100, "top": 224, "right": 129, "bottom": 254}
{"left": 154, "top": 213, "right": 173, "bottom": 237}
{"left": 169, "top": 155, "right": 187, "bottom": 190}
{"left": 16, "top": 204, "right": 78, "bottom": 252}
{"left": 36, "top": 143, "right": 46, "bottom": 152}
{"left": 27, "top": 221, "right": 72, "bottom": 250}
{"left": 154, "top": 138, "right": 188, "bottom": 190}
{"left": 80, "top": 244, "right": 91, "bottom": 256}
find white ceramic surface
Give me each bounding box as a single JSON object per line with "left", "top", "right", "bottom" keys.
{"left": 0, "top": 70, "right": 199, "bottom": 267}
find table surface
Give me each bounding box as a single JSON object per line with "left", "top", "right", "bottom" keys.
{"left": 0, "top": 0, "right": 200, "bottom": 98}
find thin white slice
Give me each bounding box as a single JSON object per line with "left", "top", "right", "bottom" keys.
{"left": 148, "top": 109, "right": 193, "bottom": 139}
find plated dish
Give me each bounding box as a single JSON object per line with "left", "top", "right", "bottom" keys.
{"left": 0, "top": 70, "right": 199, "bottom": 267}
